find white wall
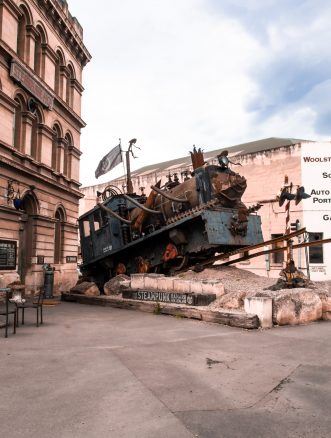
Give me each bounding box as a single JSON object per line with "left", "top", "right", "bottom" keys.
{"left": 301, "top": 142, "right": 331, "bottom": 281}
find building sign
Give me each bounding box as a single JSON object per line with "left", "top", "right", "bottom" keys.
{"left": 10, "top": 61, "right": 54, "bottom": 109}
{"left": 301, "top": 142, "right": 331, "bottom": 280}
{"left": 37, "top": 256, "right": 45, "bottom": 265}
{"left": 66, "top": 256, "right": 78, "bottom": 263}
{"left": 122, "top": 290, "right": 216, "bottom": 306}
{"left": 0, "top": 240, "right": 17, "bottom": 270}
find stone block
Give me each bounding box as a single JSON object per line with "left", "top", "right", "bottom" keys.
{"left": 104, "top": 275, "right": 130, "bottom": 296}
{"left": 190, "top": 281, "right": 203, "bottom": 294}
{"left": 202, "top": 280, "right": 225, "bottom": 296}
{"left": 173, "top": 279, "right": 192, "bottom": 293}
{"left": 130, "top": 274, "right": 146, "bottom": 290}
{"left": 144, "top": 274, "right": 164, "bottom": 290}
{"left": 245, "top": 297, "right": 273, "bottom": 329}
{"left": 70, "top": 282, "right": 100, "bottom": 297}
{"left": 157, "top": 276, "right": 176, "bottom": 291}
{"left": 256, "top": 290, "right": 322, "bottom": 325}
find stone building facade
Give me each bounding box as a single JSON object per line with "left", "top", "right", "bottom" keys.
{"left": 80, "top": 138, "right": 331, "bottom": 281}
{"left": 0, "top": 0, "right": 91, "bottom": 291}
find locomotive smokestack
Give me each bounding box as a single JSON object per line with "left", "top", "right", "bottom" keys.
{"left": 190, "top": 146, "right": 205, "bottom": 170}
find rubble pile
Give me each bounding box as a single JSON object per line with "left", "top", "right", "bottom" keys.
{"left": 179, "top": 266, "right": 331, "bottom": 325}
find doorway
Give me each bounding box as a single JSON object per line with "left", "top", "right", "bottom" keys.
{"left": 19, "top": 193, "right": 38, "bottom": 283}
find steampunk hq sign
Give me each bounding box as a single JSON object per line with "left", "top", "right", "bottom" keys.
{"left": 122, "top": 290, "right": 216, "bottom": 306}
{"left": 10, "top": 61, "right": 54, "bottom": 109}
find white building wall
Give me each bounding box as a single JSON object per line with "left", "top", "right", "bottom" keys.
{"left": 301, "top": 142, "right": 331, "bottom": 281}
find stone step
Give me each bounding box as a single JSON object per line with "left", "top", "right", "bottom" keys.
{"left": 122, "top": 289, "right": 216, "bottom": 306}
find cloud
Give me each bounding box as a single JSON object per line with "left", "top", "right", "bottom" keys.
{"left": 68, "top": 0, "right": 330, "bottom": 186}
{"left": 207, "top": 0, "right": 331, "bottom": 137}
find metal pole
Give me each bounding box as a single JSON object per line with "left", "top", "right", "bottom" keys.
{"left": 285, "top": 200, "right": 292, "bottom": 267}
{"left": 305, "top": 233, "right": 311, "bottom": 280}
{"left": 126, "top": 150, "right": 134, "bottom": 194}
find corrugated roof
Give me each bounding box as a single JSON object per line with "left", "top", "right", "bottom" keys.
{"left": 130, "top": 137, "right": 308, "bottom": 176}
{"left": 82, "top": 137, "right": 309, "bottom": 189}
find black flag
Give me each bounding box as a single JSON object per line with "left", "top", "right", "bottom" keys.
{"left": 95, "top": 144, "right": 122, "bottom": 179}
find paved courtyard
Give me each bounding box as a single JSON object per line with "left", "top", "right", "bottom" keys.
{"left": 0, "top": 302, "right": 330, "bottom": 438}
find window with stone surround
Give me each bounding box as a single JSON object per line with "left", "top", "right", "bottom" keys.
{"left": 31, "top": 106, "right": 44, "bottom": 161}
{"left": 13, "top": 95, "right": 25, "bottom": 151}
{"left": 54, "top": 49, "right": 65, "bottom": 97}
{"left": 17, "top": 5, "right": 32, "bottom": 62}
{"left": 66, "top": 63, "right": 75, "bottom": 108}
{"left": 34, "top": 25, "right": 47, "bottom": 79}
{"left": 54, "top": 207, "right": 66, "bottom": 264}
{"left": 52, "top": 123, "right": 62, "bottom": 172}
{"left": 64, "top": 132, "right": 73, "bottom": 178}
{"left": 309, "top": 233, "right": 324, "bottom": 264}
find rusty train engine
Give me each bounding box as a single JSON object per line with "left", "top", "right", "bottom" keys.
{"left": 79, "top": 150, "right": 263, "bottom": 290}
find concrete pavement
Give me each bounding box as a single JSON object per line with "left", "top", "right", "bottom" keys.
{"left": 0, "top": 302, "right": 330, "bottom": 438}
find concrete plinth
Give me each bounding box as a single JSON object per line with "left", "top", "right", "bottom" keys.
{"left": 157, "top": 276, "right": 176, "bottom": 291}
{"left": 130, "top": 274, "right": 146, "bottom": 290}
{"left": 173, "top": 279, "right": 192, "bottom": 293}
{"left": 202, "top": 280, "right": 225, "bottom": 296}
{"left": 144, "top": 274, "right": 164, "bottom": 290}
{"left": 190, "top": 281, "right": 203, "bottom": 294}
{"left": 244, "top": 297, "right": 273, "bottom": 329}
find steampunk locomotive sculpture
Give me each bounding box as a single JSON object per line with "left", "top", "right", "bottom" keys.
{"left": 79, "top": 148, "right": 263, "bottom": 289}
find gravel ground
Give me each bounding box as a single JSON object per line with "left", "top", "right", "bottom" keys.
{"left": 178, "top": 266, "right": 331, "bottom": 310}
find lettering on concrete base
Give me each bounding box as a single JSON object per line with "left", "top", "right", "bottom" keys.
{"left": 133, "top": 291, "right": 189, "bottom": 304}
{"left": 122, "top": 290, "right": 216, "bottom": 306}
{"left": 10, "top": 61, "right": 54, "bottom": 109}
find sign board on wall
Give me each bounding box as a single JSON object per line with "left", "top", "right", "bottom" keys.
{"left": 301, "top": 142, "right": 331, "bottom": 280}
{"left": 0, "top": 240, "right": 17, "bottom": 270}
{"left": 10, "top": 61, "right": 54, "bottom": 109}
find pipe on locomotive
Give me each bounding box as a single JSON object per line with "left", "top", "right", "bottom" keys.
{"left": 150, "top": 185, "right": 188, "bottom": 203}
{"left": 123, "top": 194, "right": 163, "bottom": 214}
{"left": 98, "top": 203, "right": 133, "bottom": 225}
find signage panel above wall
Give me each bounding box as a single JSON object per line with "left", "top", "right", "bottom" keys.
{"left": 10, "top": 61, "right": 54, "bottom": 110}
{"left": 0, "top": 240, "right": 17, "bottom": 270}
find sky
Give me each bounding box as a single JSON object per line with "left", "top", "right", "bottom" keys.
{"left": 68, "top": 0, "right": 331, "bottom": 187}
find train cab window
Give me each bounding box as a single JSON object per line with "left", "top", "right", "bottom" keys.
{"left": 309, "top": 233, "right": 323, "bottom": 264}
{"left": 83, "top": 220, "right": 90, "bottom": 237}
{"left": 92, "top": 210, "right": 109, "bottom": 232}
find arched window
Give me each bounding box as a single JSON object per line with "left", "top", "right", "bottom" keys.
{"left": 54, "top": 49, "right": 65, "bottom": 96}
{"left": 54, "top": 207, "right": 66, "bottom": 264}
{"left": 52, "top": 123, "right": 62, "bottom": 172}
{"left": 31, "top": 106, "right": 43, "bottom": 161}
{"left": 17, "top": 5, "right": 31, "bottom": 61}
{"left": 13, "top": 95, "right": 26, "bottom": 151}
{"left": 34, "top": 25, "right": 47, "bottom": 78}
{"left": 66, "top": 64, "right": 75, "bottom": 107}
{"left": 64, "top": 132, "right": 73, "bottom": 177}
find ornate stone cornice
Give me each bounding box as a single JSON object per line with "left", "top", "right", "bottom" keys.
{"left": 35, "top": 0, "right": 91, "bottom": 67}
